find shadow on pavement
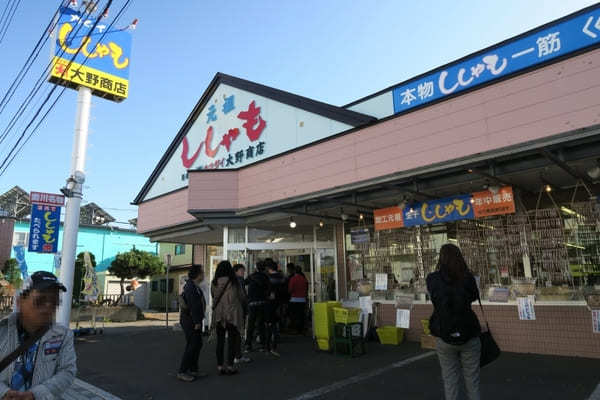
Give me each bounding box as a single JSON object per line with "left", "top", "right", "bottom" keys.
{"left": 75, "top": 327, "right": 600, "bottom": 400}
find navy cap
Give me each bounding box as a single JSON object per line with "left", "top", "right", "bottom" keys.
{"left": 27, "top": 271, "right": 67, "bottom": 292}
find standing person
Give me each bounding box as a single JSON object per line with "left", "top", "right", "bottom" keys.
{"left": 232, "top": 264, "right": 251, "bottom": 364}
{"left": 212, "top": 261, "right": 246, "bottom": 375}
{"left": 288, "top": 265, "right": 309, "bottom": 334}
{"left": 0, "top": 271, "right": 76, "bottom": 399}
{"left": 178, "top": 264, "right": 207, "bottom": 382}
{"left": 281, "top": 263, "right": 296, "bottom": 332}
{"left": 265, "top": 258, "right": 286, "bottom": 357}
{"left": 244, "top": 261, "right": 270, "bottom": 353}
{"left": 426, "top": 244, "right": 482, "bottom": 400}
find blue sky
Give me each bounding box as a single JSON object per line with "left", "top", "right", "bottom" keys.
{"left": 0, "top": 0, "right": 597, "bottom": 225}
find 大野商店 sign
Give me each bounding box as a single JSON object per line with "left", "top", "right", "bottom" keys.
{"left": 49, "top": 6, "right": 132, "bottom": 102}
{"left": 374, "top": 187, "right": 515, "bottom": 231}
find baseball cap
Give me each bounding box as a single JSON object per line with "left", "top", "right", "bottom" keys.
{"left": 25, "top": 271, "right": 67, "bottom": 292}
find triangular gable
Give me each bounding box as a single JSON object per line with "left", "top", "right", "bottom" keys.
{"left": 134, "top": 73, "right": 375, "bottom": 204}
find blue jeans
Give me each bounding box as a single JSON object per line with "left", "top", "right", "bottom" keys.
{"left": 436, "top": 337, "right": 481, "bottom": 400}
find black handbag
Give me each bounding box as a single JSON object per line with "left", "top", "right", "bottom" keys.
{"left": 477, "top": 295, "right": 501, "bottom": 367}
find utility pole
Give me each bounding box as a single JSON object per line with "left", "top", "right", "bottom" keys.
{"left": 165, "top": 254, "right": 172, "bottom": 328}
{"left": 56, "top": 86, "right": 92, "bottom": 328}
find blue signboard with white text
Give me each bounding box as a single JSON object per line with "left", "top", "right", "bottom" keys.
{"left": 28, "top": 205, "right": 61, "bottom": 254}
{"left": 392, "top": 5, "right": 600, "bottom": 114}
{"left": 403, "top": 194, "right": 474, "bottom": 227}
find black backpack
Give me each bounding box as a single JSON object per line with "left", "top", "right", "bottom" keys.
{"left": 434, "top": 284, "right": 476, "bottom": 345}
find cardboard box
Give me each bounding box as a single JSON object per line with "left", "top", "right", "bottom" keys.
{"left": 421, "top": 334, "right": 437, "bottom": 350}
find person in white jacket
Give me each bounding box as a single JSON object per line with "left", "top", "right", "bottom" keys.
{"left": 0, "top": 271, "right": 76, "bottom": 400}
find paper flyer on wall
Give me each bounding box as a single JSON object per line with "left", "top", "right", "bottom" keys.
{"left": 592, "top": 310, "right": 600, "bottom": 334}
{"left": 359, "top": 296, "right": 373, "bottom": 314}
{"left": 396, "top": 309, "right": 410, "bottom": 329}
{"left": 517, "top": 296, "right": 536, "bottom": 320}
{"left": 375, "top": 273, "right": 388, "bottom": 291}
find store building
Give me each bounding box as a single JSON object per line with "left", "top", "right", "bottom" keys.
{"left": 134, "top": 5, "right": 600, "bottom": 358}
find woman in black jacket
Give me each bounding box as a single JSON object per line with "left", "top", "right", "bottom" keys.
{"left": 426, "top": 244, "right": 481, "bottom": 400}
{"left": 178, "top": 264, "right": 207, "bottom": 382}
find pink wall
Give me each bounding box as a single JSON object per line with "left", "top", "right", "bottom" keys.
{"left": 188, "top": 171, "right": 238, "bottom": 211}
{"left": 236, "top": 48, "right": 600, "bottom": 208}
{"left": 139, "top": 48, "right": 600, "bottom": 232}
{"left": 137, "top": 189, "right": 195, "bottom": 233}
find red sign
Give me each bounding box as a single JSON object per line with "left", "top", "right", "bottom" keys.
{"left": 472, "top": 186, "right": 515, "bottom": 218}
{"left": 30, "top": 192, "right": 65, "bottom": 207}
{"left": 374, "top": 206, "right": 404, "bottom": 231}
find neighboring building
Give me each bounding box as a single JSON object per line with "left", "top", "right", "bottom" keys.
{"left": 134, "top": 5, "right": 600, "bottom": 358}
{"left": 149, "top": 243, "right": 208, "bottom": 311}
{"left": 10, "top": 219, "right": 158, "bottom": 310}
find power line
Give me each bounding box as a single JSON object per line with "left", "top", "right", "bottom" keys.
{"left": 0, "top": 1, "right": 98, "bottom": 147}
{"left": 0, "top": 0, "right": 133, "bottom": 177}
{"left": 0, "top": 0, "right": 114, "bottom": 172}
{"left": 0, "top": 0, "right": 21, "bottom": 44}
{"left": 0, "top": 0, "right": 14, "bottom": 41}
{"left": 0, "top": 0, "right": 69, "bottom": 115}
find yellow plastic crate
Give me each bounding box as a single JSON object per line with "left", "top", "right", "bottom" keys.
{"left": 313, "top": 302, "right": 341, "bottom": 338}
{"left": 333, "top": 307, "right": 361, "bottom": 324}
{"left": 421, "top": 319, "right": 431, "bottom": 335}
{"left": 377, "top": 326, "right": 405, "bottom": 345}
{"left": 316, "top": 338, "right": 331, "bottom": 351}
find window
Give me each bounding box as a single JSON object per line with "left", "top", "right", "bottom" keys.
{"left": 174, "top": 244, "right": 186, "bottom": 255}
{"left": 159, "top": 279, "right": 174, "bottom": 293}
{"left": 151, "top": 281, "right": 158, "bottom": 292}
{"left": 12, "top": 232, "right": 28, "bottom": 247}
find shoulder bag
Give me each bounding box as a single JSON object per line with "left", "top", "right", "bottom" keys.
{"left": 477, "top": 293, "right": 501, "bottom": 367}
{"left": 0, "top": 326, "right": 49, "bottom": 373}
{"left": 208, "top": 280, "right": 231, "bottom": 343}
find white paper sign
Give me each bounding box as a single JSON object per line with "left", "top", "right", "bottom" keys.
{"left": 396, "top": 309, "right": 410, "bottom": 329}
{"left": 517, "top": 296, "right": 536, "bottom": 320}
{"left": 375, "top": 273, "right": 388, "bottom": 291}
{"left": 592, "top": 310, "right": 600, "bottom": 334}
{"left": 359, "top": 296, "right": 373, "bottom": 314}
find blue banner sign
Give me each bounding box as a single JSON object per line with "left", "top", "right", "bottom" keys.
{"left": 28, "top": 204, "right": 61, "bottom": 253}
{"left": 403, "top": 194, "right": 474, "bottom": 227}
{"left": 392, "top": 5, "right": 600, "bottom": 114}
{"left": 13, "top": 245, "right": 28, "bottom": 280}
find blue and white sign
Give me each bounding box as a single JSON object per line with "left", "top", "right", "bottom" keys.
{"left": 392, "top": 5, "right": 600, "bottom": 114}
{"left": 403, "top": 194, "right": 474, "bottom": 227}
{"left": 28, "top": 204, "right": 61, "bottom": 254}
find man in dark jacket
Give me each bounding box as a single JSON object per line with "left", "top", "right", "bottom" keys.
{"left": 265, "top": 259, "right": 286, "bottom": 357}
{"left": 244, "top": 261, "right": 270, "bottom": 352}
{"left": 178, "top": 265, "right": 206, "bottom": 382}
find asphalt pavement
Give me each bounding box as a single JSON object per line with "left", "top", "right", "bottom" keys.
{"left": 74, "top": 326, "right": 600, "bottom": 400}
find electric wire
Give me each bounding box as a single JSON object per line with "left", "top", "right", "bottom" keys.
{"left": 0, "top": 0, "right": 132, "bottom": 177}
{"left": 0, "top": 0, "right": 21, "bottom": 44}
{"left": 0, "top": 0, "right": 69, "bottom": 116}
{"left": 0, "top": 1, "right": 98, "bottom": 147}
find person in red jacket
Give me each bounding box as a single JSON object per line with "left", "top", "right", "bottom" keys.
{"left": 288, "top": 266, "right": 309, "bottom": 334}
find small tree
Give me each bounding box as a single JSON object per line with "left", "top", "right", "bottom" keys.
{"left": 109, "top": 249, "right": 164, "bottom": 303}
{"left": 3, "top": 258, "right": 22, "bottom": 289}
{"left": 74, "top": 252, "right": 97, "bottom": 303}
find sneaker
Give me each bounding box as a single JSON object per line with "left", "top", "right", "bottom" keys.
{"left": 234, "top": 356, "right": 252, "bottom": 364}
{"left": 188, "top": 371, "right": 208, "bottom": 378}
{"left": 269, "top": 350, "right": 281, "bottom": 358}
{"left": 177, "top": 373, "right": 196, "bottom": 382}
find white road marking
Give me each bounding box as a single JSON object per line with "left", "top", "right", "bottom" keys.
{"left": 287, "top": 351, "right": 436, "bottom": 400}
